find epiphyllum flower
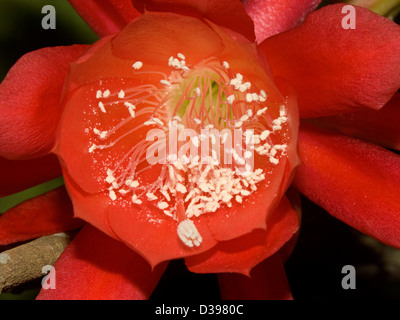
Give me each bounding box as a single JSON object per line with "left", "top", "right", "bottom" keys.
{"left": 1, "top": 0, "right": 400, "bottom": 300}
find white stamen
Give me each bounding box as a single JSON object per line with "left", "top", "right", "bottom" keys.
{"left": 132, "top": 61, "right": 143, "bottom": 70}
{"left": 93, "top": 128, "right": 107, "bottom": 139}
{"left": 109, "top": 190, "right": 117, "bottom": 201}
{"left": 105, "top": 169, "right": 115, "bottom": 183}
{"left": 131, "top": 194, "right": 142, "bottom": 204}
{"left": 160, "top": 79, "right": 171, "bottom": 86}
{"left": 280, "top": 105, "right": 287, "bottom": 117}
{"left": 125, "top": 179, "right": 139, "bottom": 188}
{"left": 260, "top": 130, "right": 270, "bottom": 141}
{"left": 98, "top": 101, "right": 106, "bottom": 113}
{"left": 88, "top": 144, "right": 97, "bottom": 153}
{"left": 177, "top": 219, "right": 203, "bottom": 247}
{"left": 191, "top": 136, "right": 200, "bottom": 148}
{"left": 256, "top": 107, "right": 268, "bottom": 116}
{"left": 158, "top": 201, "right": 169, "bottom": 210}
{"left": 176, "top": 183, "right": 187, "bottom": 194}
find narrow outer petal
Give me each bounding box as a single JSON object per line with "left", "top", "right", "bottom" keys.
{"left": 0, "top": 155, "right": 62, "bottom": 197}
{"left": 36, "top": 224, "right": 168, "bottom": 300}
{"left": 244, "top": 0, "right": 322, "bottom": 43}
{"left": 185, "top": 196, "right": 299, "bottom": 275}
{"left": 68, "top": 0, "right": 140, "bottom": 37}
{"left": 218, "top": 253, "right": 293, "bottom": 300}
{"left": 259, "top": 4, "right": 400, "bottom": 118}
{"left": 131, "top": 0, "right": 255, "bottom": 41}
{"left": 0, "top": 187, "right": 83, "bottom": 245}
{"left": 0, "top": 45, "right": 89, "bottom": 160}
{"left": 311, "top": 93, "right": 400, "bottom": 151}
{"left": 293, "top": 123, "right": 400, "bottom": 249}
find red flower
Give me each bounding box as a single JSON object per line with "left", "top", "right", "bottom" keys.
{"left": 1, "top": 0, "right": 400, "bottom": 300}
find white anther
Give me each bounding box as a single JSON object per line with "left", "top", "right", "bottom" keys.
{"left": 160, "top": 79, "right": 171, "bottom": 86}
{"left": 109, "top": 190, "right": 117, "bottom": 201}
{"left": 98, "top": 101, "right": 106, "bottom": 113}
{"left": 132, "top": 61, "right": 143, "bottom": 70}
{"left": 131, "top": 194, "right": 142, "bottom": 204}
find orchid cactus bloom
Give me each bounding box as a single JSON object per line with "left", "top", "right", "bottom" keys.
{"left": 1, "top": 0, "right": 400, "bottom": 300}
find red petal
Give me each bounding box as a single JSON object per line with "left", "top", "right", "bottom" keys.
{"left": 218, "top": 253, "right": 293, "bottom": 300}
{"left": 278, "top": 188, "right": 302, "bottom": 262}
{"left": 0, "top": 45, "right": 89, "bottom": 160}
{"left": 0, "top": 187, "right": 83, "bottom": 245}
{"left": 36, "top": 224, "right": 167, "bottom": 300}
{"left": 0, "top": 155, "right": 62, "bottom": 197}
{"left": 68, "top": 0, "right": 140, "bottom": 37}
{"left": 185, "top": 196, "right": 299, "bottom": 275}
{"left": 61, "top": 170, "right": 118, "bottom": 241}
{"left": 293, "top": 123, "right": 400, "bottom": 249}
{"left": 311, "top": 93, "right": 400, "bottom": 151}
{"left": 131, "top": 0, "right": 255, "bottom": 41}
{"left": 244, "top": 0, "right": 321, "bottom": 43}
{"left": 259, "top": 4, "right": 400, "bottom": 118}
{"left": 65, "top": 13, "right": 225, "bottom": 92}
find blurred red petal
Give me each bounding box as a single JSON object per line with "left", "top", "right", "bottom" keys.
{"left": 311, "top": 93, "right": 400, "bottom": 151}
{"left": 218, "top": 253, "right": 293, "bottom": 300}
{"left": 259, "top": 4, "right": 400, "bottom": 118}
{"left": 0, "top": 187, "right": 83, "bottom": 245}
{"left": 36, "top": 224, "right": 167, "bottom": 300}
{"left": 185, "top": 196, "right": 299, "bottom": 275}
{"left": 0, "top": 45, "right": 89, "bottom": 160}
{"left": 244, "top": 0, "right": 321, "bottom": 42}
{"left": 131, "top": 0, "right": 255, "bottom": 41}
{"left": 293, "top": 123, "right": 400, "bottom": 249}
{"left": 68, "top": 0, "right": 140, "bottom": 37}
{"left": 0, "top": 155, "right": 62, "bottom": 197}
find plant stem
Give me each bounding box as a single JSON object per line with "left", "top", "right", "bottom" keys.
{"left": 0, "top": 232, "right": 73, "bottom": 292}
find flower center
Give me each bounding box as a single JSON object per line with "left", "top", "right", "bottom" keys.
{"left": 86, "top": 54, "right": 289, "bottom": 248}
